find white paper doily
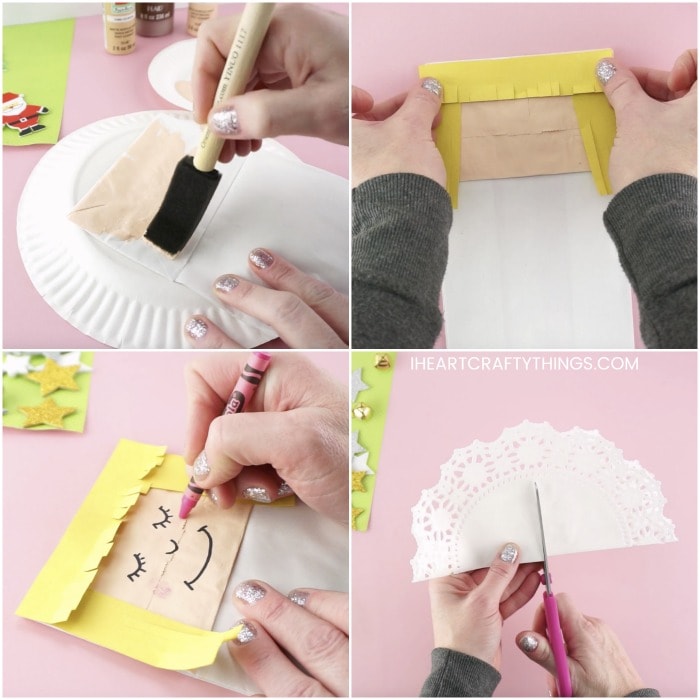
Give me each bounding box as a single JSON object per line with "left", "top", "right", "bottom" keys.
{"left": 148, "top": 39, "right": 196, "bottom": 110}
{"left": 17, "top": 111, "right": 348, "bottom": 348}
{"left": 411, "top": 421, "right": 676, "bottom": 581}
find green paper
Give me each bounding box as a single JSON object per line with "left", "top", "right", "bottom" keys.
{"left": 3, "top": 353, "right": 93, "bottom": 432}
{"left": 351, "top": 352, "right": 396, "bottom": 531}
{"left": 3, "top": 19, "right": 75, "bottom": 146}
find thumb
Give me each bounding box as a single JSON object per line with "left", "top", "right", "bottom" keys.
{"left": 208, "top": 83, "right": 342, "bottom": 141}
{"left": 596, "top": 58, "right": 647, "bottom": 113}
{"left": 352, "top": 85, "right": 374, "bottom": 114}
{"left": 477, "top": 543, "right": 522, "bottom": 604}
{"left": 516, "top": 630, "right": 561, "bottom": 677}
{"left": 392, "top": 78, "right": 443, "bottom": 130}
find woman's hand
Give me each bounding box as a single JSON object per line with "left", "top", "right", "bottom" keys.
{"left": 229, "top": 581, "right": 348, "bottom": 696}
{"left": 184, "top": 352, "right": 348, "bottom": 524}
{"left": 429, "top": 543, "right": 541, "bottom": 671}
{"left": 184, "top": 248, "right": 348, "bottom": 348}
{"left": 517, "top": 592, "right": 647, "bottom": 696}
{"left": 194, "top": 4, "right": 349, "bottom": 162}
{"left": 597, "top": 50, "right": 697, "bottom": 192}
{"left": 352, "top": 79, "right": 447, "bottom": 188}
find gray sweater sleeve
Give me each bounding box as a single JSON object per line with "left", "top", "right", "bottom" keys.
{"left": 420, "top": 648, "right": 501, "bottom": 697}
{"left": 603, "top": 173, "right": 697, "bottom": 348}
{"left": 352, "top": 174, "right": 452, "bottom": 348}
{"left": 420, "top": 648, "right": 660, "bottom": 697}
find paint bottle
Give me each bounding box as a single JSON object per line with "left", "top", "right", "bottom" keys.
{"left": 135, "top": 3, "right": 174, "bottom": 37}
{"left": 187, "top": 3, "right": 218, "bottom": 36}
{"left": 103, "top": 3, "right": 136, "bottom": 55}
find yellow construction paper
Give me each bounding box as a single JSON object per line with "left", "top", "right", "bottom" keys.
{"left": 419, "top": 49, "right": 615, "bottom": 206}
{"left": 16, "top": 440, "right": 250, "bottom": 670}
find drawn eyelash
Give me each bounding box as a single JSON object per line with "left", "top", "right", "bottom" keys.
{"left": 165, "top": 539, "right": 179, "bottom": 555}
{"left": 151, "top": 505, "right": 173, "bottom": 529}
{"left": 127, "top": 553, "right": 147, "bottom": 581}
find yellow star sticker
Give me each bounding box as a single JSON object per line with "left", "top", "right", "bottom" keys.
{"left": 352, "top": 471, "right": 367, "bottom": 493}
{"left": 19, "top": 399, "right": 77, "bottom": 428}
{"left": 26, "top": 359, "right": 80, "bottom": 396}
{"left": 352, "top": 507, "right": 364, "bottom": 530}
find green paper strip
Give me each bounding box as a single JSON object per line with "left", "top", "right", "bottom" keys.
{"left": 3, "top": 353, "right": 93, "bottom": 432}
{"left": 3, "top": 19, "right": 75, "bottom": 146}
{"left": 351, "top": 352, "right": 396, "bottom": 531}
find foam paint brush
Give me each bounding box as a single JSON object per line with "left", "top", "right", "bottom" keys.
{"left": 145, "top": 3, "right": 275, "bottom": 256}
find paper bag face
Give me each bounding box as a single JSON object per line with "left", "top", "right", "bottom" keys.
{"left": 91, "top": 489, "right": 251, "bottom": 630}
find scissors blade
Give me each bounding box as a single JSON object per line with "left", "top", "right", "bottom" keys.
{"left": 533, "top": 482, "right": 552, "bottom": 595}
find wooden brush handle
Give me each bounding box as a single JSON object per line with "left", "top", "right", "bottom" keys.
{"left": 194, "top": 3, "right": 275, "bottom": 172}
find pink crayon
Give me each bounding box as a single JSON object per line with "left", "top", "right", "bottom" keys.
{"left": 179, "top": 351, "right": 271, "bottom": 519}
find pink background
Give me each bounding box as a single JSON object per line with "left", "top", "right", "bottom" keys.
{"left": 352, "top": 2, "right": 697, "bottom": 350}
{"left": 3, "top": 3, "right": 348, "bottom": 349}
{"left": 352, "top": 352, "right": 697, "bottom": 696}
{"left": 3, "top": 350, "right": 347, "bottom": 696}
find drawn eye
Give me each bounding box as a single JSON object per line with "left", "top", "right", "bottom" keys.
{"left": 164, "top": 539, "right": 179, "bottom": 555}
{"left": 127, "top": 553, "right": 147, "bottom": 581}
{"left": 151, "top": 505, "right": 173, "bottom": 529}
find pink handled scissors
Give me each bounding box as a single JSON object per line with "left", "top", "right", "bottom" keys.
{"left": 534, "top": 482, "right": 573, "bottom": 697}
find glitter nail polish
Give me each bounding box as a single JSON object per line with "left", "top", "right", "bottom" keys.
{"left": 232, "top": 619, "right": 257, "bottom": 645}
{"left": 211, "top": 108, "right": 240, "bottom": 135}
{"left": 214, "top": 275, "right": 239, "bottom": 293}
{"left": 241, "top": 486, "right": 271, "bottom": 503}
{"left": 596, "top": 59, "right": 616, "bottom": 85}
{"left": 235, "top": 581, "right": 266, "bottom": 605}
{"left": 249, "top": 248, "right": 274, "bottom": 269}
{"left": 193, "top": 451, "right": 209, "bottom": 480}
{"left": 288, "top": 589, "right": 308, "bottom": 607}
{"left": 277, "top": 482, "right": 293, "bottom": 498}
{"left": 209, "top": 489, "right": 218, "bottom": 504}
{"left": 520, "top": 635, "right": 538, "bottom": 652}
{"left": 185, "top": 317, "right": 207, "bottom": 339}
{"left": 500, "top": 543, "right": 518, "bottom": 563}
{"left": 421, "top": 77, "right": 443, "bottom": 99}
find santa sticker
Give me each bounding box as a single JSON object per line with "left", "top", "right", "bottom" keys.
{"left": 3, "top": 92, "right": 49, "bottom": 136}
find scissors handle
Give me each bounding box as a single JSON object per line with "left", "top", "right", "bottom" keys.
{"left": 543, "top": 592, "right": 573, "bottom": 697}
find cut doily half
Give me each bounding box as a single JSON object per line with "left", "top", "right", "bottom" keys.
{"left": 411, "top": 421, "right": 676, "bottom": 581}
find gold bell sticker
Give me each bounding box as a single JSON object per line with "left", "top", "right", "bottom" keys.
{"left": 374, "top": 353, "right": 391, "bottom": 370}
{"left": 352, "top": 402, "right": 373, "bottom": 420}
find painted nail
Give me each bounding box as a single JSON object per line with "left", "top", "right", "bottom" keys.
{"left": 277, "top": 482, "right": 293, "bottom": 498}
{"left": 235, "top": 581, "right": 266, "bottom": 605}
{"left": 214, "top": 275, "right": 240, "bottom": 293}
{"left": 209, "top": 489, "right": 219, "bottom": 504}
{"left": 241, "top": 486, "right": 271, "bottom": 503}
{"left": 185, "top": 317, "right": 207, "bottom": 340}
{"left": 421, "top": 77, "right": 443, "bottom": 99}
{"left": 249, "top": 248, "right": 274, "bottom": 269}
{"left": 500, "top": 543, "right": 518, "bottom": 563}
{"left": 520, "top": 635, "right": 538, "bottom": 652}
{"left": 193, "top": 451, "right": 210, "bottom": 481}
{"left": 596, "top": 59, "right": 616, "bottom": 85}
{"left": 288, "top": 589, "right": 308, "bottom": 607}
{"left": 232, "top": 619, "right": 257, "bottom": 645}
{"left": 211, "top": 108, "right": 240, "bottom": 135}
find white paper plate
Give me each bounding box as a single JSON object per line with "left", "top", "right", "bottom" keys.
{"left": 148, "top": 39, "right": 196, "bottom": 110}
{"left": 17, "top": 111, "right": 348, "bottom": 348}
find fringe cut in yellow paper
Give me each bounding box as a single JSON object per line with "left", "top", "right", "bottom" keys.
{"left": 419, "top": 49, "right": 615, "bottom": 207}
{"left": 15, "top": 439, "right": 269, "bottom": 670}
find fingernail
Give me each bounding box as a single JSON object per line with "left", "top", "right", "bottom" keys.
{"left": 249, "top": 248, "right": 274, "bottom": 269}
{"left": 520, "top": 635, "right": 538, "bottom": 652}
{"left": 209, "top": 489, "right": 218, "bottom": 504}
{"left": 235, "top": 581, "right": 266, "bottom": 605}
{"left": 277, "top": 482, "right": 293, "bottom": 498}
{"left": 232, "top": 619, "right": 257, "bottom": 645}
{"left": 185, "top": 317, "right": 208, "bottom": 339}
{"left": 193, "top": 451, "right": 210, "bottom": 481}
{"left": 500, "top": 543, "right": 518, "bottom": 563}
{"left": 288, "top": 589, "right": 308, "bottom": 607}
{"left": 241, "top": 486, "right": 271, "bottom": 503}
{"left": 421, "top": 77, "right": 443, "bottom": 99}
{"left": 211, "top": 108, "right": 240, "bottom": 135}
{"left": 596, "top": 59, "right": 616, "bottom": 85}
{"left": 214, "top": 275, "right": 240, "bottom": 293}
